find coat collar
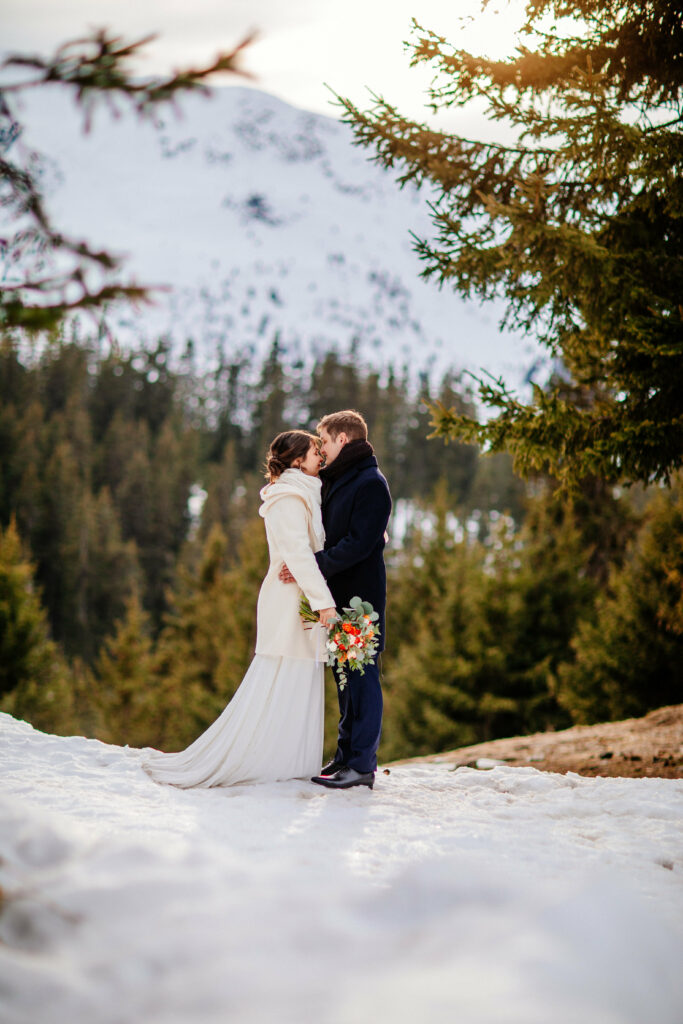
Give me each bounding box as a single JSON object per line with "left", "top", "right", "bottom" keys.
{"left": 259, "top": 469, "right": 325, "bottom": 548}
{"left": 323, "top": 454, "right": 378, "bottom": 504}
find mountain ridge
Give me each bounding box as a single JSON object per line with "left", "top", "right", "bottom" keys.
{"left": 10, "top": 84, "right": 543, "bottom": 385}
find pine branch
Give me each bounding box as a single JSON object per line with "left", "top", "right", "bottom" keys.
{"left": 339, "top": 1, "right": 683, "bottom": 486}
{"left": 0, "top": 28, "right": 255, "bottom": 335}
{"left": 1, "top": 29, "right": 255, "bottom": 123}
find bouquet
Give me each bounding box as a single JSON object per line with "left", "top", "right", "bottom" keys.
{"left": 299, "top": 595, "right": 380, "bottom": 690}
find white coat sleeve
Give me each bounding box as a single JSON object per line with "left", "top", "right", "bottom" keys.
{"left": 266, "top": 496, "right": 335, "bottom": 612}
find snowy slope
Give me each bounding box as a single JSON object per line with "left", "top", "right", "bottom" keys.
{"left": 1, "top": 712, "right": 682, "bottom": 1024}
{"left": 9, "top": 85, "right": 542, "bottom": 384}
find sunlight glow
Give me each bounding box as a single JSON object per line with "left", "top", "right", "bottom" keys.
{"left": 2, "top": 0, "right": 529, "bottom": 123}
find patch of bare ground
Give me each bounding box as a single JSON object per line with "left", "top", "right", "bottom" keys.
{"left": 388, "top": 704, "right": 683, "bottom": 778}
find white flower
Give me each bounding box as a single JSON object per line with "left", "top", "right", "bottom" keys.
{"left": 326, "top": 641, "right": 337, "bottom": 651}
{"left": 348, "top": 649, "right": 359, "bottom": 659}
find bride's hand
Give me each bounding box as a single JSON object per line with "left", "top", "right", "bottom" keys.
{"left": 279, "top": 563, "right": 296, "bottom": 584}
{"left": 318, "top": 607, "right": 337, "bottom": 627}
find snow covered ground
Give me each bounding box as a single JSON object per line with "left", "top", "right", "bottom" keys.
{"left": 1, "top": 711, "right": 682, "bottom": 1024}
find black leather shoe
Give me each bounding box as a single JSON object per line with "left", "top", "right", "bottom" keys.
{"left": 319, "top": 759, "right": 344, "bottom": 777}
{"left": 311, "top": 766, "right": 375, "bottom": 790}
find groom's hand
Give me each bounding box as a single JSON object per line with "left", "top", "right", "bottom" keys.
{"left": 279, "top": 563, "right": 296, "bottom": 584}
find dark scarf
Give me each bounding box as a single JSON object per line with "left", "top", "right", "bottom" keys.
{"left": 319, "top": 438, "right": 374, "bottom": 503}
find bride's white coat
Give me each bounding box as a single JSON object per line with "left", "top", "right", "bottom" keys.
{"left": 256, "top": 468, "right": 334, "bottom": 661}
{"left": 141, "top": 467, "right": 334, "bottom": 787}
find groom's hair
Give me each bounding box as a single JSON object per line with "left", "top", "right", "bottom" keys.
{"left": 317, "top": 410, "right": 368, "bottom": 441}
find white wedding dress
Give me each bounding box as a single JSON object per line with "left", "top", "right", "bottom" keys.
{"left": 140, "top": 655, "right": 324, "bottom": 787}
{"left": 141, "top": 470, "right": 335, "bottom": 788}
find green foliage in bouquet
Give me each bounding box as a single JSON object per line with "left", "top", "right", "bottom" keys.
{"left": 300, "top": 594, "right": 380, "bottom": 689}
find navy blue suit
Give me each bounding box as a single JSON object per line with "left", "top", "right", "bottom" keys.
{"left": 315, "top": 455, "right": 392, "bottom": 773}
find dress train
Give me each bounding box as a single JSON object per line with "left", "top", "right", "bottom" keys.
{"left": 142, "top": 654, "right": 324, "bottom": 787}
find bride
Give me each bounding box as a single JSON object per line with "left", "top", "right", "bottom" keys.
{"left": 142, "top": 430, "right": 337, "bottom": 787}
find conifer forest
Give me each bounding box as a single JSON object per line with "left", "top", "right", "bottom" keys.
{"left": 1, "top": 0, "right": 682, "bottom": 762}
{"left": 1, "top": 333, "right": 681, "bottom": 761}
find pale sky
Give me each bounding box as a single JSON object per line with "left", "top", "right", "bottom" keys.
{"left": 3, "top": 0, "right": 528, "bottom": 125}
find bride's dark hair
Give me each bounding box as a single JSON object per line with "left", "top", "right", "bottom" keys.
{"left": 265, "top": 430, "right": 318, "bottom": 482}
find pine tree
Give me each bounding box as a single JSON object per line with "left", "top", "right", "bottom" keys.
{"left": 80, "top": 487, "right": 142, "bottom": 659}
{"left": 0, "top": 518, "right": 94, "bottom": 736}
{"left": 0, "top": 337, "right": 31, "bottom": 520}
{"left": 249, "top": 337, "right": 290, "bottom": 465}
{"left": 143, "top": 414, "right": 199, "bottom": 628}
{"left": 202, "top": 349, "right": 251, "bottom": 468}
{"left": 38, "top": 431, "right": 140, "bottom": 660}
{"left": 493, "top": 494, "right": 598, "bottom": 733}
{"left": 465, "top": 452, "right": 527, "bottom": 526}
{"left": 92, "top": 591, "right": 161, "bottom": 747}
{"left": 407, "top": 372, "right": 479, "bottom": 503}
{"left": 0, "top": 518, "right": 59, "bottom": 699}
{"left": 308, "top": 349, "right": 364, "bottom": 425}
{"left": 557, "top": 476, "right": 683, "bottom": 722}
{"left": 381, "top": 486, "right": 493, "bottom": 758}
{"left": 338, "top": 1, "right": 683, "bottom": 486}
{"left": 380, "top": 477, "right": 634, "bottom": 759}
{"left": 200, "top": 441, "right": 239, "bottom": 537}
{"left": 89, "top": 344, "right": 201, "bottom": 632}
{"left": 365, "top": 366, "right": 410, "bottom": 493}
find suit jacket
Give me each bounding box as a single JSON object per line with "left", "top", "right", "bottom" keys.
{"left": 315, "top": 455, "right": 392, "bottom": 652}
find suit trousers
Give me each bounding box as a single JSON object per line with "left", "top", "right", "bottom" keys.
{"left": 333, "top": 653, "right": 383, "bottom": 773}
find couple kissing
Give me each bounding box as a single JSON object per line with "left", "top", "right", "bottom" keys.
{"left": 142, "top": 409, "right": 392, "bottom": 791}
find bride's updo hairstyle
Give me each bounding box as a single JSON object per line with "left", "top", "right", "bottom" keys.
{"left": 265, "top": 430, "right": 318, "bottom": 482}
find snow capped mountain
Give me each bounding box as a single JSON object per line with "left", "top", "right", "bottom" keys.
{"left": 11, "top": 84, "right": 542, "bottom": 382}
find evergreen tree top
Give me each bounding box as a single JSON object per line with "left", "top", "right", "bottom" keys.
{"left": 337, "top": 0, "right": 683, "bottom": 487}
{"left": 412, "top": 0, "right": 682, "bottom": 106}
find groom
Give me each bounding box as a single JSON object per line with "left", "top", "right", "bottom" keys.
{"left": 281, "top": 409, "right": 392, "bottom": 790}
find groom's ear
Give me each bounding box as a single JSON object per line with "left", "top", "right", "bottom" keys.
{"left": 338, "top": 432, "right": 348, "bottom": 447}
